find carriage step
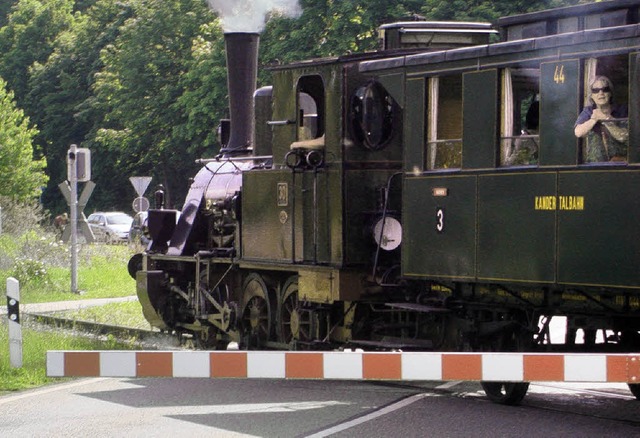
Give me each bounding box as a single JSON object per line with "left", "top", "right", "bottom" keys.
{"left": 348, "top": 336, "right": 434, "bottom": 350}
{"left": 385, "top": 302, "right": 450, "bottom": 313}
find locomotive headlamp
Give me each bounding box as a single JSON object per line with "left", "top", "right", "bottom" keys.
{"left": 373, "top": 216, "right": 402, "bottom": 251}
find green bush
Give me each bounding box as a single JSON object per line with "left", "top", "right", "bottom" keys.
{"left": 11, "top": 257, "right": 50, "bottom": 285}
{"left": 0, "top": 196, "right": 51, "bottom": 236}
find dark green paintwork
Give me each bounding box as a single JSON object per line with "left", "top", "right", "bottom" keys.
{"left": 477, "top": 172, "right": 556, "bottom": 283}
{"left": 241, "top": 168, "right": 342, "bottom": 265}
{"left": 403, "top": 169, "right": 640, "bottom": 289}
{"left": 462, "top": 70, "right": 499, "bottom": 169}
{"left": 539, "top": 59, "right": 580, "bottom": 165}
{"left": 630, "top": 52, "right": 640, "bottom": 164}
{"left": 558, "top": 170, "right": 640, "bottom": 288}
{"left": 404, "top": 78, "right": 425, "bottom": 172}
{"left": 242, "top": 170, "right": 295, "bottom": 263}
{"left": 403, "top": 175, "right": 476, "bottom": 279}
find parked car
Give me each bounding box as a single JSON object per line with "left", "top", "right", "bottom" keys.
{"left": 128, "top": 211, "right": 149, "bottom": 245}
{"left": 87, "top": 212, "right": 133, "bottom": 243}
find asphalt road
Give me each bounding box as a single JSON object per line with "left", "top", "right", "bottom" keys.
{"left": 2, "top": 298, "right": 638, "bottom": 436}
{"left": 1, "top": 378, "right": 638, "bottom": 437}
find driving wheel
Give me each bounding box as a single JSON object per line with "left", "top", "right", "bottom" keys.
{"left": 241, "top": 273, "right": 271, "bottom": 348}
{"left": 279, "top": 277, "right": 312, "bottom": 344}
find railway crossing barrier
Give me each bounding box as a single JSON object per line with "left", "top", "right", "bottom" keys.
{"left": 47, "top": 350, "right": 639, "bottom": 383}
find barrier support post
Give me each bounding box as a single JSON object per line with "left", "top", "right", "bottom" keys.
{"left": 6, "top": 277, "right": 22, "bottom": 368}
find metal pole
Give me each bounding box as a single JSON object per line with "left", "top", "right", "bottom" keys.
{"left": 69, "top": 144, "right": 78, "bottom": 293}
{"left": 7, "top": 277, "right": 22, "bottom": 368}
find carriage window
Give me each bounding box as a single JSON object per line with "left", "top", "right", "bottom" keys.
{"left": 576, "top": 55, "right": 629, "bottom": 163}
{"left": 501, "top": 67, "right": 540, "bottom": 166}
{"left": 426, "top": 75, "right": 462, "bottom": 169}
{"left": 296, "top": 75, "right": 325, "bottom": 141}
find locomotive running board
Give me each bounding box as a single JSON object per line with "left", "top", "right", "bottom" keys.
{"left": 348, "top": 337, "right": 434, "bottom": 350}
{"left": 385, "top": 303, "right": 450, "bottom": 313}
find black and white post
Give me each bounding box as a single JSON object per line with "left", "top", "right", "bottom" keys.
{"left": 6, "top": 277, "right": 22, "bottom": 368}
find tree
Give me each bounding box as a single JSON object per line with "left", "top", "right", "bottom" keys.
{"left": 261, "top": 0, "right": 427, "bottom": 65}
{"left": 0, "top": 0, "right": 75, "bottom": 105}
{"left": 0, "top": 1, "right": 18, "bottom": 28}
{"left": 419, "top": 0, "right": 581, "bottom": 21}
{"left": 91, "top": 0, "right": 222, "bottom": 208}
{"left": 0, "top": 78, "right": 47, "bottom": 201}
{"left": 260, "top": 0, "right": 583, "bottom": 67}
{"left": 28, "top": 0, "right": 133, "bottom": 213}
{"left": 173, "top": 22, "right": 228, "bottom": 157}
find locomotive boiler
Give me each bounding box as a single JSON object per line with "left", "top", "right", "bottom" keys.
{"left": 131, "top": 0, "right": 640, "bottom": 404}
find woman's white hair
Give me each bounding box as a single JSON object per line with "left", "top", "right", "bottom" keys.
{"left": 589, "top": 75, "right": 614, "bottom": 106}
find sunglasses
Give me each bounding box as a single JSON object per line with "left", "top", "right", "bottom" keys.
{"left": 591, "top": 86, "right": 611, "bottom": 94}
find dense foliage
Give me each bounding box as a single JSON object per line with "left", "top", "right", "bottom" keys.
{"left": 0, "top": 0, "right": 585, "bottom": 216}
{"left": 0, "top": 80, "right": 47, "bottom": 201}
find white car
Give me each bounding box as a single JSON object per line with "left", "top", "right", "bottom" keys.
{"left": 128, "top": 211, "right": 149, "bottom": 245}
{"left": 87, "top": 212, "right": 133, "bottom": 243}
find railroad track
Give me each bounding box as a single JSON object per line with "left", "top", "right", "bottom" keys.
{"left": 22, "top": 312, "right": 182, "bottom": 349}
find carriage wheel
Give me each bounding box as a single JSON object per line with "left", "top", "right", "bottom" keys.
{"left": 628, "top": 384, "right": 640, "bottom": 400}
{"left": 480, "top": 381, "right": 530, "bottom": 405}
{"left": 279, "top": 277, "right": 312, "bottom": 344}
{"left": 241, "top": 273, "right": 272, "bottom": 349}
{"left": 480, "top": 319, "right": 531, "bottom": 405}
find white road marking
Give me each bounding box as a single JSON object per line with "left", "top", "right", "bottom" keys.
{"left": 0, "top": 378, "right": 108, "bottom": 406}
{"left": 147, "top": 400, "right": 350, "bottom": 415}
{"left": 304, "top": 392, "right": 434, "bottom": 438}
{"left": 436, "top": 380, "right": 462, "bottom": 389}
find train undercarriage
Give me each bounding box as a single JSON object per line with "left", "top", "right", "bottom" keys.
{"left": 133, "top": 253, "right": 640, "bottom": 404}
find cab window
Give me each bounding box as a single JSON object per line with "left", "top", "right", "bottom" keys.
{"left": 296, "top": 75, "right": 325, "bottom": 141}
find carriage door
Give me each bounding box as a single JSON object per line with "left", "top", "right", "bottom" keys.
{"left": 539, "top": 59, "right": 580, "bottom": 165}
{"left": 291, "top": 75, "right": 329, "bottom": 264}
{"left": 629, "top": 53, "right": 640, "bottom": 163}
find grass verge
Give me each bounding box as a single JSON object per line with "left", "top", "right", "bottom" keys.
{"left": 11, "top": 244, "right": 137, "bottom": 303}
{"left": 53, "top": 301, "right": 151, "bottom": 329}
{"left": 1, "top": 237, "right": 145, "bottom": 394}
{"left": 0, "top": 319, "right": 139, "bottom": 394}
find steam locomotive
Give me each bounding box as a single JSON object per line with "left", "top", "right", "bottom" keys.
{"left": 130, "top": 0, "right": 640, "bottom": 404}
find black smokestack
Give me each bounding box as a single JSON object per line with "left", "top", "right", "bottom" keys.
{"left": 220, "top": 32, "right": 259, "bottom": 156}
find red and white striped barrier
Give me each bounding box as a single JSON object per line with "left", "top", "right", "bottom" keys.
{"left": 47, "top": 350, "right": 640, "bottom": 383}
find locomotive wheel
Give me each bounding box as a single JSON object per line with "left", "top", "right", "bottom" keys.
{"left": 241, "top": 273, "right": 272, "bottom": 349}
{"left": 194, "top": 325, "right": 216, "bottom": 349}
{"left": 127, "top": 253, "right": 143, "bottom": 280}
{"left": 629, "top": 384, "right": 640, "bottom": 400}
{"left": 480, "top": 382, "right": 530, "bottom": 405}
{"left": 279, "top": 277, "right": 312, "bottom": 344}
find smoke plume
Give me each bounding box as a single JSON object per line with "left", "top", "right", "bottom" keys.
{"left": 207, "top": 0, "right": 302, "bottom": 33}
